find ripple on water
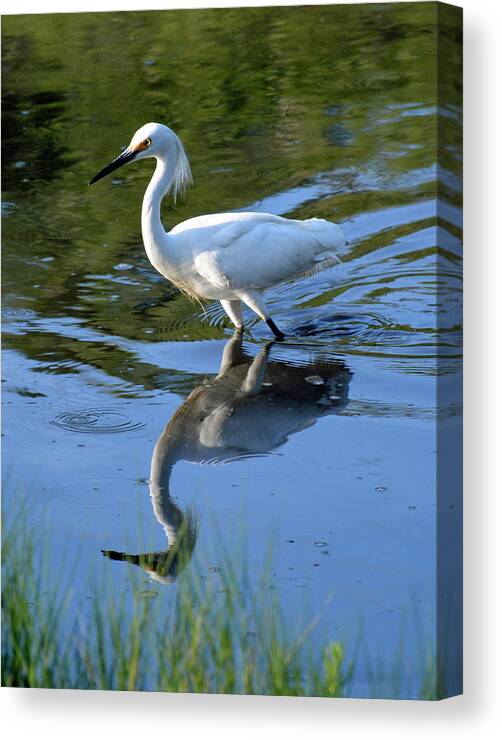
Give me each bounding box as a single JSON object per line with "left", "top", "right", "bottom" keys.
{"left": 51, "top": 408, "right": 146, "bottom": 434}
{"left": 2, "top": 307, "right": 37, "bottom": 320}
{"left": 1, "top": 201, "right": 17, "bottom": 216}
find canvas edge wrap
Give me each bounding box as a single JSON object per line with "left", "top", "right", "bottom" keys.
{"left": 435, "top": 0, "right": 463, "bottom": 700}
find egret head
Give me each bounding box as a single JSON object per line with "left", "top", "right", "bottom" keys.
{"left": 89, "top": 122, "right": 192, "bottom": 198}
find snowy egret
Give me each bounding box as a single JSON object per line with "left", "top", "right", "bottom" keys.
{"left": 90, "top": 122, "right": 347, "bottom": 339}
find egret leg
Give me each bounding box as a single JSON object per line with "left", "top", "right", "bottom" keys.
{"left": 238, "top": 290, "right": 286, "bottom": 341}
{"left": 266, "top": 318, "right": 286, "bottom": 341}
{"left": 220, "top": 299, "right": 243, "bottom": 330}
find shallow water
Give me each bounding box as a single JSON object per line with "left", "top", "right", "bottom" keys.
{"left": 2, "top": 3, "right": 462, "bottom": 698}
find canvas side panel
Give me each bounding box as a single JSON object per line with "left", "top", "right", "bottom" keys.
{"left": 436, "top": 0, "right": 463, "bottom": 701}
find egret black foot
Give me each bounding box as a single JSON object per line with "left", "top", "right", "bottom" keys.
{"left": 266, "top": 318, "right": 286, "bottom": 341}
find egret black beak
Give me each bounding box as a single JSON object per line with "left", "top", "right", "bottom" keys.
{"left": 89, "top": 148, "right": 137, "bottom": 185}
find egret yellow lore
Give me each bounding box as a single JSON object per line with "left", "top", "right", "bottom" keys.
{"left": 90, "top": 122, "right": 347, "bottom": 340}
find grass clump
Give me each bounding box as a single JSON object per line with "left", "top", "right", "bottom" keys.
{"left": 2, "top": 506, "right": 453, "bottom": 698}
{"left": 1, "top": 514, "right": 351, "bottom": 696}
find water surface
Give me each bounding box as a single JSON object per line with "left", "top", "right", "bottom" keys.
{"left": 2, "top": 3, "right": 462, "bottom": 698}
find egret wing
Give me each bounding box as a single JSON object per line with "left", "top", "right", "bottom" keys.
{"left": 193, "top": 216, "right": 345, "bottom": 291}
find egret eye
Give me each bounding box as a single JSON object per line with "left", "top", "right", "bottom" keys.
{"left": 143, "top": 138, "right": 151, "bottom": 147}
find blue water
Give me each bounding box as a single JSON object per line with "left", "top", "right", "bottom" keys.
{"left": 2, "top": 3, "right": 462, "bottom": 697}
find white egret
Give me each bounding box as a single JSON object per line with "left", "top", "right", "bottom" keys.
{"left": 90, "top": 122, "right": 347, "bottom": 339}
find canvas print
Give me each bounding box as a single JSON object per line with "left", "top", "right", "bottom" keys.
{"left": 1, "top": 2, "right": 462, "bottom": 699}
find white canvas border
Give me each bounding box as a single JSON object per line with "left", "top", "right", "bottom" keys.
{"left": 2, "top": 0, "right": 501, "bottom": 737}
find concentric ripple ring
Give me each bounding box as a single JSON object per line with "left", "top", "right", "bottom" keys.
{"left": 51, "top": 407, "right": 146, "bottom": 434}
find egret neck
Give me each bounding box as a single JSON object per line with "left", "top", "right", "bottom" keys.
{"left": 141, "top": 154, "right": 176, "bottom": 264}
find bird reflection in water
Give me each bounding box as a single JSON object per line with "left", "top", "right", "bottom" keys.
{"left": 103, "top": 332, "right": 352, "bottom": 584}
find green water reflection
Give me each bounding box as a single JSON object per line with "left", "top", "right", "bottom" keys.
{"left": 3, "top": 3, "right": 460, "bottom": 354}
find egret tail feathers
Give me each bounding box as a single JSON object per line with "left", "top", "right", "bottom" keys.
{"left": 289, "top": 254, "right": 343, "bottom": 282}
{"left": 300, "top": 217, "right": 347, "bottom": 251}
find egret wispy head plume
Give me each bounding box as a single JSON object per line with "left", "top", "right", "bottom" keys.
{"left": 90, "top": 122, "right": 192, "bottom": 200}
{"left": 90, "top": 122, "right": 347, "bottom": 340}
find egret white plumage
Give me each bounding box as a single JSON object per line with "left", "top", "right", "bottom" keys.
{"left": 90, "top": 122, "right": 347, "bottom": 339}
